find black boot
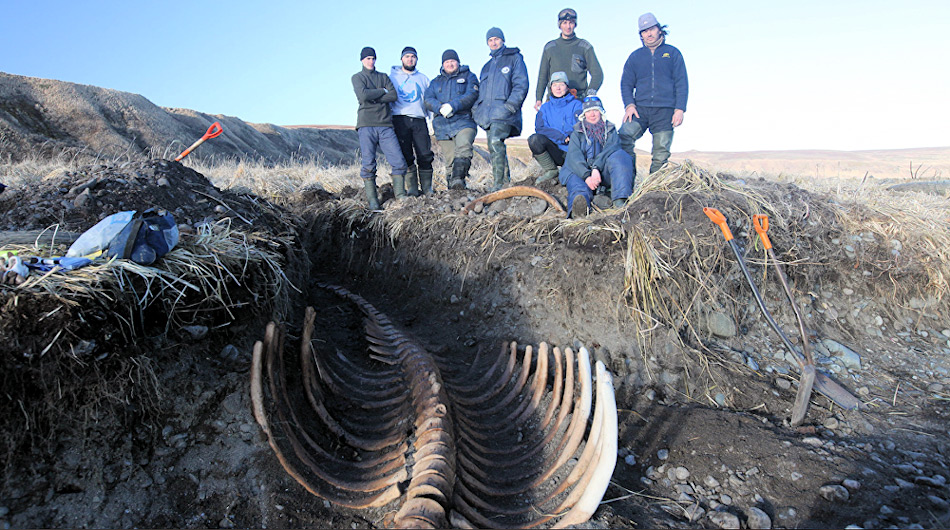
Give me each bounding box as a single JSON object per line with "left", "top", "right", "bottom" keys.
{"left": 418, "top": 168, "right": 433, "bottom": 195}
{"left": 405, "top": 166, "right": 420, "bottom": 197}
{"left": 362, "top": 178, "right": 381, "bottom": 210}
{"left": 450, "top": 158, "right": 471, "bottom": 190}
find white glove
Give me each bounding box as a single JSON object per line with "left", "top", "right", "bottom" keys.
{"left": 439, "top": 103, "right": 453, "bottom": 118}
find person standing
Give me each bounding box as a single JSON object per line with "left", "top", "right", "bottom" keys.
{"left": 389, "top": 46, "right": 435, "bottom": 196}
{"left": 351, "top": 46, "right": 408, "bottom": 209}
{"left": 425, "top": 49, "right": 479, "bottom": 190}
{"left": 619, "top": 12, "right": 689, "bottom": 177}
{"left": 560, "top": 96, "right": 634, "bottom": 218}
{"left": 472, "top": 27, "right": 529, "bottom": 191}
{"left": 534, "top": 8, "right": 603, "bottom": 111}
{"left": 528, "top": 71, "right": 582, "bottom": 184}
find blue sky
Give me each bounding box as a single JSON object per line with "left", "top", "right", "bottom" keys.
{"left": 2, "top": 1, "right": 949, "bottom": 152}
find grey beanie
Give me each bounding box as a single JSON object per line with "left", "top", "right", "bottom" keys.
{"left": 638, "top": 12, "right": 659, "bottom": 32}
{"left": 486, "top": 27, "right": 505, "bottom": 42}
{"left": 442, "top": 49, "right": 460, "bottom": 63}
{"left": 549, "top": 71, "right": 569, "bottom": 87}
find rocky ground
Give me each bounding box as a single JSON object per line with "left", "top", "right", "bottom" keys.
{"left": 1, "top": 159, "right": 949, "bottom": 529}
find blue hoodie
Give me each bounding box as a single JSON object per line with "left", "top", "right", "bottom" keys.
{"left": 534, "top": 93, "right": 582, "bottom": 152}
{"left": 389, "top": 66, "right": 430, "bottom": 119}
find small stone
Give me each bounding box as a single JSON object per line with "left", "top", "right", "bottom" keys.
{"left": 879, "top": 505, "right": 894, "bottom": 515}
{"left": 819, "top": 484, "right": 850, "bottom": 502}
{"left": 776, "top": 378, "right": 792, "bottom": 390}
{"left": 802, "top": 437, "right": 823, "bottom": 447}
{"left": 473, "top": 202, "right": 484, "bottom": 214}
{"left": 894, "top": 477, "right": 915, "bottom": 489}
{"left": 928, "top": 495, "right": 949, "bottom": 508}
{"left": 645, "top": 388, "right": 656, "bottom": 401}
{"left": 705, "top": 475, "right": 721, "bottom": 489}
{"left": 715, "top": 393, "right": 726, "bottom": 407}
{"left": 624, "top": 454, "right": 636, "bottom": 466}
{"left": 843, "top": 479, "right": 861, "bottom": 490}
{"left": 720, "top": 493, "right": 733, "bottom": 505}
{"left": 747, "top": 506, "right": 772, "bottom": 529}
{"left": 675, "top": 466, "right": 690, "bottom": 481}
{"left": 708, "top": 510, "right": 741, "bottom": 529}
{"left": 657, "top": 448, "right": 669, "bottom": 460}
{"left": 219, "top": 344, "right": 240, "bottom": 361}
{"left": 182, "top": 325, "right": 209, "bottom": 340}
{"left": 790, "top": 472, "right": 803, "bottom": 481}
{"left": 927, "top": 383, "right": 944, "bottom": 393}
{"left": 707, "top": 312, "right": 737, "bottom": 338}
{"left": 0, "top": 507, "right": 7, "bottom": 517}
{"left": 219, "top": 518, "right": 234, "bottom": 529}
{"left": 157, "top": 177, "right": 170, "bottom": 187}
{"left": 450, "top": 294, "right": 459, "bottom": 304}
{"left": 822, "top": 339, "right": 862, "bottom": 370}
{"left": 824, "top": 417, "right": 840, "bottom": 430}
{"left": 685, "top": 504, "right": 705, "bottom": 522}
{"left": 843, "top": 288, "right": 854, "bottom": 296}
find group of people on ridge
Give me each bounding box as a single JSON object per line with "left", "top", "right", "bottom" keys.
{"left": 350, "top": 9, "right": 688, "bottom": 218}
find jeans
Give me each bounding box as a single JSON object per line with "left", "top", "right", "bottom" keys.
{"left": 358, "top": 126, "right": 408, "bottom": 180}
{"left": 618, "top": 106, "right": 675, "bottom": 174}
{"left": 392, "top": 115, "right": 434, "bottom": 171}
{"left": 559, "top": 149, "right": 634, "bottom": 215}
{"left": 437, "top": 127, "right": 476, "bottom": 170}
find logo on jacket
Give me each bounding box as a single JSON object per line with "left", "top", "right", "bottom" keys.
{"left": 662, "top": 53, "right": 670, "bottom": 58}
{"left": 457, "top": 78, "right": 466, "bottom": 84}
{"left": 501, "top": 66, "right": 510, "bottom": 74}
{"left": 398, "top": 86, "right": 420, "bottom": 103}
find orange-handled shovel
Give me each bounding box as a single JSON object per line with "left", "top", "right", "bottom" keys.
{"left": 175, "top": 121, "right": 223, "bottom": 162}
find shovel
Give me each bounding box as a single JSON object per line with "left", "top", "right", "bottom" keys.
{"left": 174, "top": 121, "right": 223, "bottom": 162}
{"left": 703, "top": 207, "right": 864, "bottom": 414}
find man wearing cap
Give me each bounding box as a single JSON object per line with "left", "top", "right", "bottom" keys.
{"left": 528, "top": 71, "right": 582, "bottom": 184}
{"left": 425, "top": 49, "right": 480, "bottom": 190}
{"left": 560, "top": 96, "right": 634, "bottom": 218}
{"left": 619, "top": 12, "right": 689, "bottom": 177}
{"left": 390, "top": 47, "right": 435, "bottom": 196}
{"left": 472, "top": 27, "right": 529, "bottom": 191}
{"left": 351, "top": 46, "right": 408, "bottom": 210}
{"left": 534, "top": 8, "right": 603, "bottom": 111}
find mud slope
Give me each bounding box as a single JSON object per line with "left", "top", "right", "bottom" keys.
{"left": 1, "top": 160, "right": 949, "bottom": 529}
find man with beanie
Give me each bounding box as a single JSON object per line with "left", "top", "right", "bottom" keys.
{"left": 389, "top": 46, "right": 435, "bottom": 196}
{"left": 473, "top": 27, "right": 529, "bottom": 191}
{"left": 534, "top": 8, "right": 603, "bottom": 111}
{"left": 351, "top": 47, "right": 408, "bottom": 209}
{"left": 528, "top": 71, "right": 582, "bottom": 184}
{"left": 425, "top": 49, "right": 479, "bottom": 190}
{"left": 561, "top": 96, "right": 634, "bottom": 218}
{"left": 619, "top": 12, "right": 689, "bottom": 178}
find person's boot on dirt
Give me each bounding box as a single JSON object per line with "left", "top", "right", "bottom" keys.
{"left": 418, "top": 168, "right": 434, "bottom": 195}
{"left": 405, "top": 165, "right": 421, "bottom": 197}
{"left": 391, "top": 173, "right": 408, "bottom": 200}
{"left": 449, "top": 157, "right": 470, "bottom": 190}
{"left": 362, "top": 177, "right": 382, "bottom": 210}
{"left": 570, "top": 195, "right": 589, "bottom": 219}
{"left": 533, "top": 151, "right": 560, "bottom": 185}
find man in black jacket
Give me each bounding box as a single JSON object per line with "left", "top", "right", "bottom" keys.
{"left": 351, "top": 46, "right": 408, "bottom": 209}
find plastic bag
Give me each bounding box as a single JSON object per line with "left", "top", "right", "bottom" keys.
{"left": 66, "top": 211, "right": 136, "bottom": 258}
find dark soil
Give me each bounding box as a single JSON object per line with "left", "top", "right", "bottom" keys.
{"left": 1, "top": 160, "right": 949, "bottom": 529}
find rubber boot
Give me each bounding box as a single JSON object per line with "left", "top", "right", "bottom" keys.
{"left": 391, "top": 173, "right": 407, "bottom": 199}
{"left": 650, "top": 130, "right": 674, "bottom": 174}
{"left": 570, "top": 195, "right": 588, "bottom": 219}
{"left": 418, "top": 168, "right": 433, "bottom": 195}
{"left": 533, "top": 151, "right": 559, "bottom": 184}
{"left": 362, "top": 178, "right": 381, "bottom": 210}
{"left": 450, "top": 158, "right": 470, "bottom": 190}
{"left": 405, "top": 166, "right": 420, "bottom": 197}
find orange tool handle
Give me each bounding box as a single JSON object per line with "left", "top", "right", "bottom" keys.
{"left": 752, "top": 214, "right": 772, "bottom": 250}
{"left": 174, "top": 122, "right": 223, "bottom": 162}
{"left": 703, "top": 207, "right": 733, "bottom": 241}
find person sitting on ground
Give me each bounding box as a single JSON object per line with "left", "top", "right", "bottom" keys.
{"left": 560, "top": 96, "right": 634, "bottom": 218}
{"left": 528, "top": 71, "right": 582, "bottom": 184}
{"left": 424, "top": 49, "right": 479, "bottom": 190}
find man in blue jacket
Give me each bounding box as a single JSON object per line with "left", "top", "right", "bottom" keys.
{"left": 619, "top": 12, "right": 688, "bottom": 178}
{"left": 351, "top": 46, "right": 408, "bottom": 209}
{"left": 560, "top": 96, "right": 634, "bottom": 218}
{"left": 473, "top": 27, "right": 529, "bottom": 191}
{"left": 425, "top": 49, "right": 479, "bottom": 190}
{"left": 528, "top": 71, "right": 582, "bottom": 184}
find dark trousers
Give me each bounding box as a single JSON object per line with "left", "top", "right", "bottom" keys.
{"left": 618, "top": 106, "right": 675, "bottom": 174}
{"left": 527, "top": 133, "right": 566, "bottom": 166}
{"left": 392, "top": 115, "right": 434, "bottom": 171}
{"left": 358, "top": 126, "right": 408, "bottom": 179}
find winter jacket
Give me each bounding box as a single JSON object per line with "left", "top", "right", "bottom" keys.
{"left": 564, "top": 120, "right": 622, "bottom": 179}
{"left": 389, "top": 66, "right": 430, "bottom": 119}
{"left": 620, "top": 42, "right": 688, "bottom": 111}
{"left": 472, "top": 46, "right": 529, "bottom": 136}
{"left": 351, "top": 67, "right": 398, "bottom": 129}
{"left": 534, "top": 93, "right": 582, "bottom": 152}
{"left": 535, "top": 35, "right": 603, "bottom": 102}
{"left": 424, "top": 65, "right": 479, "bottom": 140}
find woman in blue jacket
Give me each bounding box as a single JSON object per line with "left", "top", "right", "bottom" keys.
{"left": 528, "top": 71, "right": 582, "bottom": 184}
{"left": 425, "top": 49, "right": 479, "bottom": 190}
{"left": 560, "top": 96, "right": 634, "bottom": 218}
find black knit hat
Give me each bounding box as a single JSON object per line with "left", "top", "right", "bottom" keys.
{"left": 360, "top": 47, "right": 376, "bottom": 60}
{"left": 441, "top": 49, "right": 460, "bottom": 63}
{"left": 401, "top": 46, "right": 417, "bottom": 58}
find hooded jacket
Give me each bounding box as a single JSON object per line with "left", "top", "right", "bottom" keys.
{"left": 351, "top": 67, "right": 398, "bottom": 129}
{"left": 472, "top": 45, "right": 529, "bottom": 136}
{"left": 564, "top": 119, "right": 622, "bottom": 179}
{"left": 620, "top": 41, "right": 688, "bottom": 111}
{"left": 389, "top": 66, "right": 430, "bottom": 119}
{"left": 534, "top": 93, "right": 582, "bottom": 151}
{"left": 425, "top": 65, "right": 479, "bottom": 140}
